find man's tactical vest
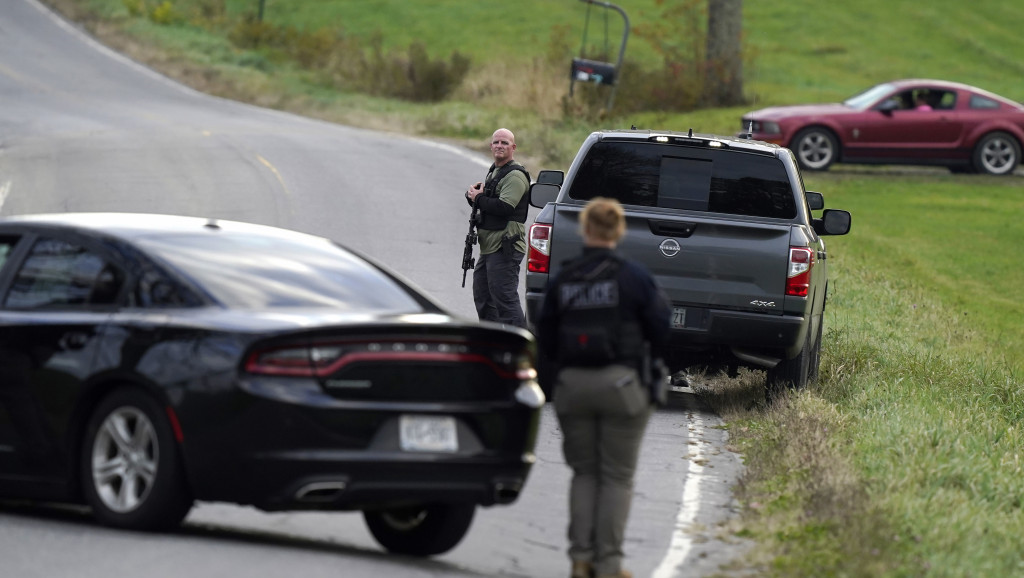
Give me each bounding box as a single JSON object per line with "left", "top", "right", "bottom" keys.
{"left": 555, "top": 254, "right": 644, "bottom": 366}
{"left": 478, "top": 162, "right": 531, "bottom": 231}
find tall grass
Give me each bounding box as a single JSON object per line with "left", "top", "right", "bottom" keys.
{"left": 701, "top": 171, "right": 1024, "bottom": 575}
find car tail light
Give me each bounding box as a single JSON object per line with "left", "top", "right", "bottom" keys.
{"left": 244, "top": 345, "right": 344, "bottom": 376}
{"left": 528, "top": 223, "right": 551, "bottom": 273}
{"left": 244, "top": 340, "right": 525, "bottom": 379}
{"left": 785, "top": 247, "right": 814, "bottom": 297}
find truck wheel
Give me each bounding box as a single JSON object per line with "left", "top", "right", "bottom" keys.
{"left": 807, "top": 320, "right": 824, "bottom": 384}
{"left": 363, "top": 503, "right": 475, "bottom": 557}
{"left": 766, "top": 327, "right": 815, "bottom": 401}
{"left": 81, "top": 388, "right": 193, "bottom": 531}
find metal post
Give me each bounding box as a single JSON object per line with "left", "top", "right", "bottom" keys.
{"left": 578, "top": 0, "right": 629, "bottom": 110}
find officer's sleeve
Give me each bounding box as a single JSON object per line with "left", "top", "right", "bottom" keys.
{"left": 634, "top": 268, "right": 672, "bottom": 361}
{"left": 475, "top": 171, "right": 528, "bottom": 216}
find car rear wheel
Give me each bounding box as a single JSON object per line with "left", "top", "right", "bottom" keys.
{"left": 972, "top": 132, "right": 1021, "bottom": 175}
{"left": 792, "top": 127, "right": 838, "bottom": 171}
{"left": 80, "top": 388, "right": 193, "bottom": 531}
{"left": 363, "top": 503, "right": 476, "bottom": 556}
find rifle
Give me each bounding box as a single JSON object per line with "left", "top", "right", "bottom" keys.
{"left": 461, "top": 205, "right": 479, "bottom": 288}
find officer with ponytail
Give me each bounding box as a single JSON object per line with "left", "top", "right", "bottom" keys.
{"left": 536, "top": 197, "right": 671, "bottom": 578}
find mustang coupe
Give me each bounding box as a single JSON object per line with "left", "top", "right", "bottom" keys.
{"left": 0, "top": 213, "right": 544, "bottom": 557}
{"left": 740, "top": 79, "right": 1024, "bottom": 175}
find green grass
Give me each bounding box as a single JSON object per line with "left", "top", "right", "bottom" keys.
{"left": 214, "top": 0, "right": 1024, "bottom": 106}
{"left": 807, "top": 171, "right": 1024, "bottom": 370}
{"left": 41, "top": 0, "right": 1024, "bottom": 575}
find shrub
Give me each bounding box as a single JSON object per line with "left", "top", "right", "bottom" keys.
{"left": 228, "top": 15, "right": 279, "bottom": 49}
{"left": 122, "top": 0, "right": 145, "bottom": 17}
{"left": 149, "top": 1, "right": 183, "bottom": 25}
{"left": 290, "top": 27, "right": 340, "bottom": 70}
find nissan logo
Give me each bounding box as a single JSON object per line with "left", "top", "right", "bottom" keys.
{"left": 659, "top": 239, "right": 681, "bottom": 257}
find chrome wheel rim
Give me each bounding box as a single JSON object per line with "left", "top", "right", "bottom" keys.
{"left": 91, "top": 407, "right": 158, "bottom": 513}
{"left": 797, "top": 132, "right": 834, "bottom": 169}
{"left": 980, "top": 137, "right": 1016, "bottom": 174}
{"left": 381, "top": 508, "right": 428, "bottom": 531}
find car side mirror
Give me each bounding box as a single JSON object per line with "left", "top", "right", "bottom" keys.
{"left": 877, "top": 99, "right": 900, "bottom": 115}
{"left": 529, "top": 183, "right": 559, "bottom": 209}
{"left": 805, "top": 191, "right": 824, "bottom": 210}
{"left": 814, "top": 209, "right": 852, "bottom": 236}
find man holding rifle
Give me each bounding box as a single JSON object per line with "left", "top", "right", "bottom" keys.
{"left": 464, "top": 127, "right": 530, "bottom": 329}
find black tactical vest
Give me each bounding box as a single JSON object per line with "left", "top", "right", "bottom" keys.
{"left": 478, "top": 162, "right": 531, "bottom": 230}
{"left": 555, "top": 254, "right": 643, "bottom": 366}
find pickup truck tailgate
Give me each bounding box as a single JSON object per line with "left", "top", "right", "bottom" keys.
{"left": 547, "top": 206, "right": 791, "bottom": 315}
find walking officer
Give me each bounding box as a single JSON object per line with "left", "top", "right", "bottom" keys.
{"left": 535, "top": 197, "right": 671, "bottom": 578}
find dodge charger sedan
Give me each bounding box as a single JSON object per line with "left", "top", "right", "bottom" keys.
{"left": 0, "top": 213, "right": 544, "bottom": 557}
{"left": 740, "top": 79, "right": 1024, "bottom": 175}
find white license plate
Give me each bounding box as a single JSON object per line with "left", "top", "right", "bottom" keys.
{"left": 400, "top": 415, "right": 458, "bottom": 453}
{"left": 672, "top": 307, "right": 686, "bottom": 328}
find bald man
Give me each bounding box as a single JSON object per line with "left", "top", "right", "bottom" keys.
{"left": 465, "top": 128, "right": 531, "bottom": 329}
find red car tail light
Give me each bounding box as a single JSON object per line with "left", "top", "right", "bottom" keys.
{"left": 244, "top": 345, "right": 343, "bottom": 377}
{"left": 245, "top": 340, "right": 527, "bottom": 380}
{"left": 528, "top": 223, "right": 551, "bottom": 273}
{"left": 785, "top": 247, "right": 814, "bottom": 297}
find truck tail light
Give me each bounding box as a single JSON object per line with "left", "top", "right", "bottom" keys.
{"left": 528, "top": 223, "right": 551, "bottom": 273}
{"left": 785, "top": 247, "right": 814, "bottom": 297}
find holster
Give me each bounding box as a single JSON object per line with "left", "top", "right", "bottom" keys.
{"left": 500, "top": 233, "right": 518, "bottom": 258}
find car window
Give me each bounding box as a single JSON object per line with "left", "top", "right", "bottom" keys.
{"left": 936, "top": 91, "right": 957, "bottom": 110}
{"left": 844, "top": 83, "right": 895, "bottom": 110}
{"left": 969, "top": 94, "right": 1000, "bottom": 109}
{"left": 136, "top": 233, "right": 427, "bottom": 312}
{"left": 4, "top": 237, "right": 124, "bottom": 310}
{"left": 0, "top": 236, "right": 19, "bottom": 271}
{"left": 567, "top": 141, "right": 797, "bottom": 219}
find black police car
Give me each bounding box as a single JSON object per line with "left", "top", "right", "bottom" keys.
{"left": 0, "top": 212, "right": 543, "bottom": 556}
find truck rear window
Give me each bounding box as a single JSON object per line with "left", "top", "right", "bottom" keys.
{"left": 567, "top": 142, "right": 797, "bottom": 219}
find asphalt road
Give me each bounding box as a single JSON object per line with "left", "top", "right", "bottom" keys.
{"left": 0, "top": 1, "right": 746, "bottom": 576}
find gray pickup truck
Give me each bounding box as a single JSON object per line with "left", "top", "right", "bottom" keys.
{"left": 524, "top": 129, "right": 851, "bottom": 394}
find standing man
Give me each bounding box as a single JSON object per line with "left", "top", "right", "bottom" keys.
{"left": 535, "top": 198, "right": 671, "bottom": 578}
{"left": 465, "top": 128, "right": 531, "bottom": 329}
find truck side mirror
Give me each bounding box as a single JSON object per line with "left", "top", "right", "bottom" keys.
{"left": 536, "top": 170, "right": 564, "bottom": 186}
{"left": 814, "top": 209, "right": 852, "bottom": 236}
{"left": 805, "top": 191, "right": 824, "bottom": 210}
{"left": 530, "top": 183, "right": 559, "bottom": 209}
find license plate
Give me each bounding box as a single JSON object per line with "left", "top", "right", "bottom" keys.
{"left": 671, "top": 307, "right": 686, "bottom": 328}
{"left": 400, "top": 415, "right": 458, "bottom": 453}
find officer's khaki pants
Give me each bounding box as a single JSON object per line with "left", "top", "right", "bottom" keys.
{"left": 554, "top": 364, "right": 651, "bottom": 577}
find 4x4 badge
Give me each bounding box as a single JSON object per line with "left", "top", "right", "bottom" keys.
{"left": 659, "top": 239, "right": 681, "bottom": 257}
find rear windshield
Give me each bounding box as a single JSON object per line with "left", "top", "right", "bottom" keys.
{"left": 567, "top": 141, "right": 797, "bottom": 219}
{"left": 136, "top": 233, "right": 426, "bottom": 312}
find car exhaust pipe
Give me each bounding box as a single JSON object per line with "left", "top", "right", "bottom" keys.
{"left": 295, "top": 481, "right": 348, "bottom": 503}
{"left": 730, "top": 348, "right": 781, "bottom": 369}
{"left": 493, "top": 481, "right": 522, "bottom": 505}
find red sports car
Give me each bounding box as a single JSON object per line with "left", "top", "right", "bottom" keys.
{"left": 740, "top": 79, "right": 1024, "bottom": 175}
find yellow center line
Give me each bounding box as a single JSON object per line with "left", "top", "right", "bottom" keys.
{"left": 256, "top": 154, "right": 294, "bottom": 202}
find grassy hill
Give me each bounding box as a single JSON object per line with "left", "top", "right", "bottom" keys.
{"left": 59, "top": 0, "right": 1024, "bottom": 166}
{"left": 207, "top": 0, "right": 1024, "bottom": 103}
{"left": 41, "top": 0, "right": 1024, "bottom": 575}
